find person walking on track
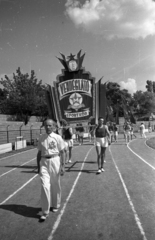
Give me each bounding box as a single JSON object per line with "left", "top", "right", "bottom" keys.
{"left": 88, "top": 121, "right": 94, "bottom": 143}
{"left": 124, "top": 121, "right": 131, "bottom": 144}
{"left": 37, "top": 119, "right": 65, "bottom": 221}
{"left": 130, "top": 124, "right": 136, "bottom": 140}
{"left": 75, "top": 123, "right": 80, "bottom": 143}
{"left": 113, "top": 123, "right": 118, "bottom": 142}
{"left": 139, "top": 122, "right": 146, "bottom": 138}
{"left": 78, "top": 123, "right": 85, "bottom": 145}
{"left": 61, "top": 120, "right": 73, "bottom": 163}
{"left": 94, "top": 117, "right": 110, "bottom": 174}
{"left": 108, "top": 122, "right": 114, "bottom": 143}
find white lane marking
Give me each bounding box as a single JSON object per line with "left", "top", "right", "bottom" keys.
{"left": 127, "top": 144, "right": 155, "bottom": 170}
{"left": 0, "top": 141, "right": 81, "bottom": 162}
{"left": 0, "top": 158, "right": 36, "bottom": 178}
{"left": 0, "top": 174, "right": 38, "bottom": 205}
{"left": 0, "top": 146, "right": 79, "bottom": 178}
{"left": 47, "top": 146, "right": 93, "bottom": 240}
{"left": 109, "top": 147, "right": 147, "bottom": 240}
{"left": 0, "top": 148, "right": 37, "bottom": 161}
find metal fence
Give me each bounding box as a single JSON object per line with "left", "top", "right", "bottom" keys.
{"left": 0, "top": 125, "right": 45, "bottom": 145}
{"left": 0, "top": 121, "right": 154, "bottom": 146}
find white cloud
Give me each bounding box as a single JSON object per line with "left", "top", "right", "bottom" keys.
{"left": 65, "top": 0, "right": 155, "bottom": 39}
{"left": 120, "top": 78, "right": 137, "bottom": 94}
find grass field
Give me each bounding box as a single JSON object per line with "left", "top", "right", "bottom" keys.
{"left": 146, "top": 137, "right": 155, "bottom": 149}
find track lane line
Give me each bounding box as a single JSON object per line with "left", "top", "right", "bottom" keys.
{"left": 0, "top": 174, "right": 38, "bottom": 205}
{"left": 109, "top": 147, "right": 147, "bottom": 240}
{"left": 0, "top": 148, "right": 37, "bottom": 161}
{"left": 0, "top": 157, "right": 36, "bottom": 178}
{"left": 127, "top": 143, "right": 155, "bottom": 170}
{"left": 47, "top": 146, "right": 94, "bottom": 240}
{"left": 0, "top": 145, "right": 80, "bottom": 205}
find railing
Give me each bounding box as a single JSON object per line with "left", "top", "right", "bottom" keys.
{"left": 0, "top": 122, "right": 153, "bottom": 146}
{"left": 0, "top": 125, "right": 45, "bottom": 145}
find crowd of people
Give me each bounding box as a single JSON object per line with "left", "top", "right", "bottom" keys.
{"left": 36, "top": 117, "right": 149, "bottom": 221}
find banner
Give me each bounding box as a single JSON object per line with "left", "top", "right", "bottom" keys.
{"left": 53, "top": 50, "right": 96, "bottom": 123}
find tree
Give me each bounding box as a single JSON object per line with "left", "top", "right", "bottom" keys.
{"left": 0, "top": 88, "right": 8, "bottom": 113}
{"left": 0, "top": 68, "right": 48, "bottom": 124}
{"left": 133, "top": 90, "right": 155, "bottom": 117}
{"left": 106, "top": 82, "right": 133, "bottom": 119}
{"left": 146, "top": 80, "right": 153, "bottom": 92}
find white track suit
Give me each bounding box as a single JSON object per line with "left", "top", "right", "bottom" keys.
{"left": 38, "top": 132, "right": 65, "bottom": 215}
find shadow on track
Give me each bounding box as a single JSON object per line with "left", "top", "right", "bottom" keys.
{"left": 66, "top": 169, "right": 97, "bottom": 174}
{"left": 3, "top": 165, "right": 38, "bottom": 173}
{"left": 0, "top": 204, "right": 41, "bottom": 219}
{"left": 77, "top": 161, "right": 96, "bottom": 164}
{"left": 4, "top": 165, "right": 36, "bottom": 169}
{"left": 65, "top": 161, "right": 97, "bottom": 174}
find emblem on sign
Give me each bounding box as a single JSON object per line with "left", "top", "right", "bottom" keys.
{"left": 68, "top": 92, "right": 85, "bottom": 111}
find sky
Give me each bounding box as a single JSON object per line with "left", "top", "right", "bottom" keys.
{"left": 0, "top": 0, "right": 155, "bottom": 95}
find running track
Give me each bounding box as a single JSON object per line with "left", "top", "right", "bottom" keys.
{"left": 0, "top": 134, "right": 155, "bottom": 240}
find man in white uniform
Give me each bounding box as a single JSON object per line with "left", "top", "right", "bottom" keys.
{"left": 139, "top": 122, "right": 146, "bottom": 138}
{"left": 37, "top": 119, "right": 65, "bottom": 221}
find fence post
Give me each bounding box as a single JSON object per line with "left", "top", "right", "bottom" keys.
{"left": 7, "top": 125, "right": 10, "bottom": 143}
{"left": 40, "top": 126, "right": 42, "bottom": 134}
{"left": 30, "top": 124, "right": 33, "bottom": 144}
{"left": 19, "top": 124, "right": 23, "bottom": 136}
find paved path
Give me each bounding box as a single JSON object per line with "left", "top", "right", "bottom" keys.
{"left": 0, "top": 134, "right": 155, "bottom": 240}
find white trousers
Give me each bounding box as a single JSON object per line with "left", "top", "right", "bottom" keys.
{"left": 40, "top": 156, "right": 61, "bottom": 214}
{"left": 140, "top": 130, "right": 146, "bottom": 138}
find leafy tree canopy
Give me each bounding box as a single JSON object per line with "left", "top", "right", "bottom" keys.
{"left": 133, "top": 90, "right": 155, "bottom": 117}
{"left": 106, "top": 82, "right": 132, "bottom": 117}
{"left": 0, "top": 68, "right": 48, "bottom": 124}
{"left": 146, "top": 80, "right": 155, "bottom": 93}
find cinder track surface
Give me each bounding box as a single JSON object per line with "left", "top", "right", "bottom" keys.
{"left": 0, "top": 134, "right": 155, "bottom": 240}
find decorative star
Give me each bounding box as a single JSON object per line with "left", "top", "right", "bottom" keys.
{"left": 48, "top": 141, "right": 56, "bottom": 149}
{"left": 67, "top": 53, "right": 76, "bottom": 61}
{"left": 70, "top": 93, "right": 82, "bottom": 105}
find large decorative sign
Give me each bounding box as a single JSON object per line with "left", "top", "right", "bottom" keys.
{"left": 54, "top": 50, "right": 96, "bottom": 123}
